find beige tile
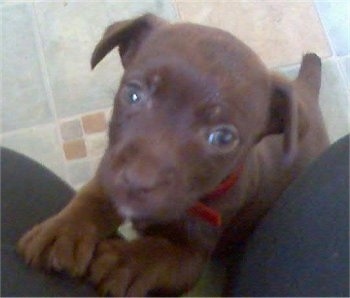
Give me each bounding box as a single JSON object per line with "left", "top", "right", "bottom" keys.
{"left": 105, "top": 108, "right": 113, "bottom": 123}
{"left": 1, "top": 124, "right": 66, "bottom": 179}
{"left": 86, "top": 133, "right": 108, "bottom": 157}
{"left": 1, "top": 0, "right": 32, "bottom": 6}
{"left": 67, "top": 159, "right": 92, "bottom": 187}
{"left": 339, "top": 56, "right": 350, "bottom": 87}
{"left": 315, "top": 1, "right": 350, "bottom": 56}
{"left": 60, "top": 118, "right": 83, "bottom": 141}
{"left": 33, "top": 1, "right": 179, "bottom": 118}
{"left": 82, "top": 112, "right": 107, "bottom": 134}
{"left": 34, "top": 1, "right": 118, "bottom": 118}
{"left": 63, "top": 139, "right": 87, "bottom": 160}
{"left": 90, "top": 156, "right": 103, "bottom": 173}
{"left": 2, "top": 4, "right": 54, "bottom": 132}
{"left": 175, "top": 1, "right": 331, "bottom": 67}
{"left": 319, "top": 60, "right": 350, "bottom": 142}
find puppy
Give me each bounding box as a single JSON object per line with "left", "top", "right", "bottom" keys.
{"left": 18, "top": 14, "right": 329, "bottom": 296}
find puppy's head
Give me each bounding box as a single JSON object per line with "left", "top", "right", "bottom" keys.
{"left": 92, "top": 14, "right": 302, "bottom": 223}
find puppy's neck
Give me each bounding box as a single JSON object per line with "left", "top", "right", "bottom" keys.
{"left": 188, "top": 164, "right": 244, "bottom": 226}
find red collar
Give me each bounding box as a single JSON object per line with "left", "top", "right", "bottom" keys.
{"left": 187, "top": 165, "right": 243, "bottom": 227}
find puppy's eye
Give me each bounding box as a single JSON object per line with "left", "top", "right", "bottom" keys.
{"left": 128, "top": 91, "right": 140, "bottom": 104}
{"left": 122, "top": 84, "right": 144, "bottom": 105}
{"left": 207, "top": 125, "right": 239, "bottom": 149}
{"left": 126, "top": 88, "right": 141, "bottom": 104}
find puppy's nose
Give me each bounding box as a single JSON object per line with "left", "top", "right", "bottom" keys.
{"left": 122, "top": 163, "right": 174, "bottom": 192}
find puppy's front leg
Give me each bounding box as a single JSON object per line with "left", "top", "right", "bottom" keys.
{"left": 17, "top": 178, "right": 121, "bottom": 276}
{"left": 88, "top": 236, "right": 208, "bottom": 297}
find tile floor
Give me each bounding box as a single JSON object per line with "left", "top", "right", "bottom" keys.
{"left": 1, "top": 1, "right": 349, "bottom": 295}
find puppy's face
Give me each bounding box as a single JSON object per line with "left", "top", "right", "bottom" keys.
{"left": 94, "top": 15, "right": 297, "bottom": 223}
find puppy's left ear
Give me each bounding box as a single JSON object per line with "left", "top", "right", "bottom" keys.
{"left": 91, "top": 13, "right": 166, "bottom": 69}
{"left": 265, "top": 73, "right": 307, "bottom": 165}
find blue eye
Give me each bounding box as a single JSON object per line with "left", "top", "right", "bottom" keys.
{"left": 127, "top": 89, "right": 141, "bottom": 104}
{"left": 207, "top": 125, "right": 238, "bottom": 148}
{"left": 122, "top": 83, "right": 144, "bottom": 105}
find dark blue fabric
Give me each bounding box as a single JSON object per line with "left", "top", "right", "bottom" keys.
{"left": 2, "top": 135, "right": 349, "bottom": 297}
{"left": 230, "top": 135, "right": 349, "bottom": 297}
{"left": 1, "top": 147, "right": 96, "bottom": 297}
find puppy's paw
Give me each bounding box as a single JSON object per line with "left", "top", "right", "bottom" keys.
{"left": 17, "top": 215, "right": 99, "bottom": 276}
{"left": 88, "top": 238, "right": 202, "bottom": 297}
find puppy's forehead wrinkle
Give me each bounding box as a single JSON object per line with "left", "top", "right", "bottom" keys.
{"left": 146, "top": 57, "right": 216, "bottom": 90}
{"left": 128, "top": 55, "right": 224, "bottom": 109}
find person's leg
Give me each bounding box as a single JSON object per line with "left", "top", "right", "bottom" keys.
{"left": 229, "top": 135, "right": 349, "bottom": 297}
{"left": 1, "top": 147, "right": 96, "bottom": 297}
{"left": 3, "top": 134, "right": 349, "bottom": 297}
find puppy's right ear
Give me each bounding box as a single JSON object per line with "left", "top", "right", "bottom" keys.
{"left": 91, "top": 13, "right": 166, "bottom": 69}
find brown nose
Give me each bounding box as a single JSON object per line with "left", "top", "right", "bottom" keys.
{"left": 114, "top": 137, "right": 177, "bottom": 194}
{"left": 121, "top": 160, "right": 174, "bottom": 192}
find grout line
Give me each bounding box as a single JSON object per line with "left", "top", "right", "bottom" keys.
{"left": 59, "top": 107, "right": 111, "bottom": 123}
{"left": 272, "top": 51, "right": 346, "bottom": 70}
{"left": 311, "top": 1, "right": 350, "bottom": 92}
{"left": 31, "top": 2, "right": 69, "bottom": 182}
{"left": 64, "top": 108, "right": 110, "bottom": 186}
{"left": 312, "top": 0, "right": 337, "bottom": 59}
{"left": 1, "top": 122, "right": 57, "bottom": 138}
{"left": 171, "top": 0, "right": 182, "bottom": 21}
{"left": 1, "top": 107, "right": 111, "bottom": 143}
{"left": 5, "top": 2, "right": 113, "bottom": 184}
{"left": 30, "top": 2, "right": 111, "bottom": 186}
{"left": 335, "top": 58, "right": 350, "bottom": 93}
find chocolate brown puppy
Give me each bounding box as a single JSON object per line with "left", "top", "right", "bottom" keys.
{"left": 18, "top": 14, "right": 329, "bottom": 296}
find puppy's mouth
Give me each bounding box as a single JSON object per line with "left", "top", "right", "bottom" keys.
{"left": 117, "top": 203, "right": 184, "bottom": 223}
{"left": 104, "top": 182, "right": 195, "bottom": 223}
{"left": 97, "top": 152, "right": 211, "bottom": 224}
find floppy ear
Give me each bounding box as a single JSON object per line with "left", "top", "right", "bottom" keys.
{"left": 265, "top": 74, "right": 300, "bottom": 165}
{"left": 91, "top": 13, "right": 166, "bottom": 69}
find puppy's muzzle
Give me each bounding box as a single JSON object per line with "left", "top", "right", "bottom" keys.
{"left": 119, "top": 157, "right": 176, "bottom": 196}
{"left": 110, "top": 138, "right": 180, "bottom": 200}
